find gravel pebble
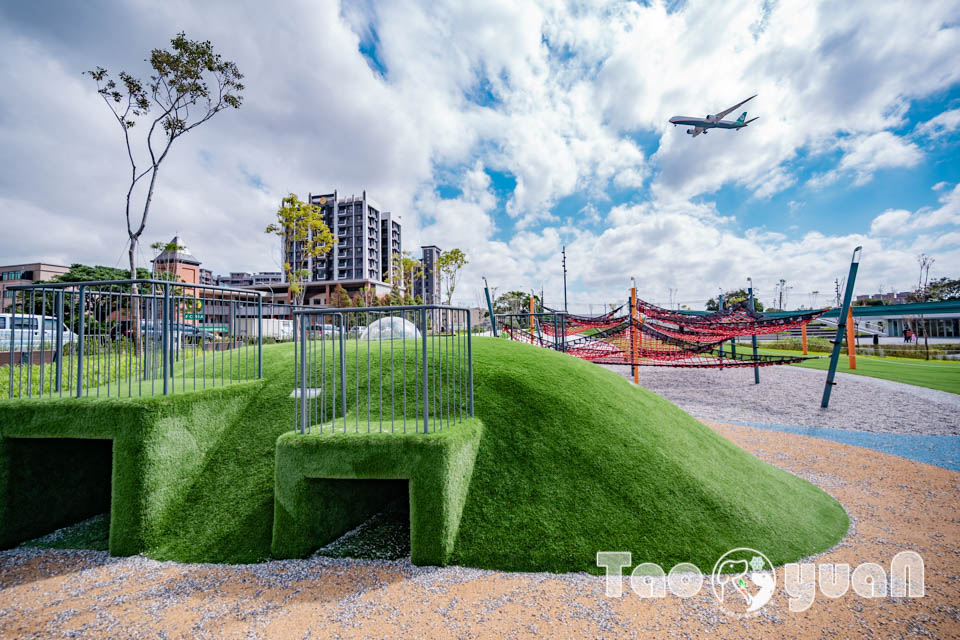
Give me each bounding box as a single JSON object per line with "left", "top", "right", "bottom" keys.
{"left": 602, "top": 364, "right": 960, "bottom": 436}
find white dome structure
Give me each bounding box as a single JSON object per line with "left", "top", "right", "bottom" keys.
{"left": 359, "top": 316, "right": 422, "bottom": 341}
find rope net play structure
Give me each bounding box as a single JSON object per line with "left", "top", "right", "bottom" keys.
{"left": 495, "top": 298, "right": 825, "bottom": 369}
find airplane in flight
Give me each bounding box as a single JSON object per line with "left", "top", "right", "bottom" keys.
{"left": 669, "top": 95, "right": 758, "bottom": 137}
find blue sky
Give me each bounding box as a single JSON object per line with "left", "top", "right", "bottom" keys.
{"left": 0, "top": 0, "right": 958, "bottom": 310}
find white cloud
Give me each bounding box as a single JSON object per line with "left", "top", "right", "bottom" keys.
{"left": 870, "top": 209, "right": 913, "bottom": 236}
{"left": 810, "top": 132, "right": 923, "bottom": 188}
{"left": 869, "top": 183, "right": 960, "bottom": 237}
{"left": 915, "top": 108, "right": 960, "bottom": 139}
{"left": 0, "top": 0, "right": 958, "bottom": 309}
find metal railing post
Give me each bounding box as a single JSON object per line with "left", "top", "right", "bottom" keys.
{"left": 162, "top": 282, "right": 170, "bottom": 395}
{"left": 55, "top": 290, "right": 64, "bottom": 394}
{"left": 299, "top": 313, "right": 307, "bottom": 434}
{"left": 338, "top": 312, "right": 346, "bottom": 425}
{"left": 467, "top": 310, "right": 474, "bottom": 417}
{"left": 7, "top": 293, "right": 14, "bottom": 398}
{"left": 76, "top": 285, "right": 86, "bottom": 398}
{"left": 257, "top": 294, "right": 263, "bottom": 379}
{"left": 422, "top": 307, "right": 429, "bottom": 433}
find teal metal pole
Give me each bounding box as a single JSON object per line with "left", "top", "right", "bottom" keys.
{"left": 821, "top": 247, "right": 862, "bottom": 408}
{"left": 748, "top": 285, "right": 759, "bottom": 384}
{"left": 483, "top": 277, "right": 498, "bottom": 337}
{"left": 718, "top": 294, "right": 724, "bottom": 361}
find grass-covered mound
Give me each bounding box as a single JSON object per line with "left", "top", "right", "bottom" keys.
{"left": 457, "top": 338, "right": 849, "bottom": 573}
{"left": 1, "top": 338, "right": 848, "bottom": 573}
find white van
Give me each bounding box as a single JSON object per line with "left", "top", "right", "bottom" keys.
{"left": 0, "top": 314, "right": 78, "bottom": 351}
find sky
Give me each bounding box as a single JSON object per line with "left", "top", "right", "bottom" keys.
{"left": 1, "top": 0, "right": 958, "bottom": 311}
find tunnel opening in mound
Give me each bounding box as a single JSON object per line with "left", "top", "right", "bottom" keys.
{"left": 2, "top": 438, "right": 113, "bottom": 550}
{"left": 302, "top": 478, "right": 410, "bottom": 560}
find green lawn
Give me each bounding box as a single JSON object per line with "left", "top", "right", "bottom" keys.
{"left": 3, "top": 339, "right": 849, "bottom": 573}
{"left": 755, "top": 347, "right": 960, "bottom": 394}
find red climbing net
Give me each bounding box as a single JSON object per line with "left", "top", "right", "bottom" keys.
{"left": 497, "top": 299, "right": 825, "bottom": 368}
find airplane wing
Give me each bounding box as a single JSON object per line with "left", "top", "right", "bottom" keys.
{"left": 691, "top": 126, "right": 705, "bottom": 137}
{"left": 714, "top": 94, "right": 757, "bottom": 121}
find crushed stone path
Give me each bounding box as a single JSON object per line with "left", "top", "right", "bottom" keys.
{"left": 1, "top": 422, "right": 957, "bottom": 639}
{"left": 602, "top": 363, "right": 960, "bottom": 436}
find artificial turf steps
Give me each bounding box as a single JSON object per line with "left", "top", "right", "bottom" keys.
{"left": 0, "top": 339, "right": 849, "bottom": 573}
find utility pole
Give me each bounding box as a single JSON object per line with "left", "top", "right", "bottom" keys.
{"left": 778, "top": 278, "right": 786, "bottom": 310}
{"left": 562, "top": 246, "right": 568, "bottom": 313}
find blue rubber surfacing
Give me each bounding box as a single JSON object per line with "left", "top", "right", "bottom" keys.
{"left": 724, "top": 420, "right": 960, "bottom": 473}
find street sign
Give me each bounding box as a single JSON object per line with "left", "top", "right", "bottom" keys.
{"left": 185, "top": 313, "right": 205, "bottom": 320}
{"left": 198, "top": 325, "right": 228, "bottom": 332}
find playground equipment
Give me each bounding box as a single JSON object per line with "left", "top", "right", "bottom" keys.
{"left": 495, "top": 296, "right": 823, "bottom": 369}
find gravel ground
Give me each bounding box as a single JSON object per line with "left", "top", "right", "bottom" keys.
{"left": 1, "top": 422, "right": 957, "bottom": 639}
{"left": 603, "top": 364, "right": 960, "bottom": 436}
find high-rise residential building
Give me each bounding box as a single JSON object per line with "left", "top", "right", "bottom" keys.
{"left": 261, "top": 190, "right": 399, "bottom": 305}
{"left": 302, "top": 190, "right": 389, "bottom": 284}
{"left": 0, "top": 262, "right": 70, "bottom": 310}
{"left": 415, "top": 245, "right": 442, "bottom": 305}
{"left": 380, "top": 212, "right": 402, "bottom": 284}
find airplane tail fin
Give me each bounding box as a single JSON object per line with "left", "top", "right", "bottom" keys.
{"left": 736, "top": 111, "right": 748, "bottom": 124}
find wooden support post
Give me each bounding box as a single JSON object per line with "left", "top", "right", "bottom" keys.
{"left": 846, "top": 307, "right": 856, "bottom": 369}
{"left": 801, "top": 323, "right": 808, "bottom": 355}
{"left": 631, "top": 287, "right": 639, "bottom": 385}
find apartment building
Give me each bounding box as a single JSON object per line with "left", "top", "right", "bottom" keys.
{"left": 217, "top": 271, "right": 282, "bottom": 288}
{"left": 0, "top": 262, "right": 70, "bottom": 310}
{"left": 380, "top": 212, "right": 402, "bottom": 283}
{"left": 415, "top": 245, "right": 442, "bottom": 305}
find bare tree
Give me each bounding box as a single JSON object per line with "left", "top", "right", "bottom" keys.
{"left": 88, "top": 33, "right": 244, "bottom": 285}
{"left": 915, "top": 253, "right": 935, "bottom": 359}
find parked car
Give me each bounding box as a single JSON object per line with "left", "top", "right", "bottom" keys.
{"left": 0, "top": 314, "right": 78, "bottom": 351}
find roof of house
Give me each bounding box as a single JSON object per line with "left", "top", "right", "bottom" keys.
{"left": 151, "top": 236, "right": 201, "bottom": 266}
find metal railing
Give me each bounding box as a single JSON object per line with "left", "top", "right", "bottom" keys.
{"left": 294, "top": 305, "right": 473, "bottom": 435}
{"left": 3, "top": 279, "right": 263, "bottom": 399}
{"left": 496, "top": 312, "right": 570, "bottom": 352}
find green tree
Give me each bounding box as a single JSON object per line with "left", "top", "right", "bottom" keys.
{"left": 265, "top": 193, "right": 335, "bottom": 306}
{"left": 437, "top": 248, "right": 468, "bottom": 305}
{"left": 330, "top": 284, "right": 352, "bottom": 309}
{"left": 396, "top": 251, "right": 424, "bottom": 299}
{"left": 52, "top": 264, "right": 152, "bottom": 284}
{"left": 926, "top": 277, "right": 960, "bottom": 302}
{"left": 149, "top": 239, "right": 186, "bottom": 277}
{"left": 705, "top": 288, "right": 764, "bottom": 312}
{"left": 494, "top": 291, "right": 540, "bottom": 315}
{"left": 87, "top": 33, "right": 243, "bottom": 285}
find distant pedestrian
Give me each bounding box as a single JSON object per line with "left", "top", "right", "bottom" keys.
{"left": 903, "top": 328, "right": 913, "bottom": 343}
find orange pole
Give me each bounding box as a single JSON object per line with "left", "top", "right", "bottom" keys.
{"left": 529, "top": 295, "right": 535, "bottom": 335}
{"left": 846, "top": 307, "right": 856, "bottom": 369}
{"left": 801, "top": 323, "right": 808, "bottom": 355}
{"left": 631, "top": 287, "right": 639, "bottom": 384}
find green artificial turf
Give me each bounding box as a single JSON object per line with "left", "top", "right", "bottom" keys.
{"left": 20, "top": 513, "right": 110, "bottom": 551}
{"left": 272, "top": 418, "right": 483, "bottom": 565}
{"left": 757, "top": 347, "right": 960, "bottom": 394}
{"left": 1, "top": 339, "right": 849, "bottom": 574}
{"left": 315, "top": 501, "right": 411, "bottom": 561}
